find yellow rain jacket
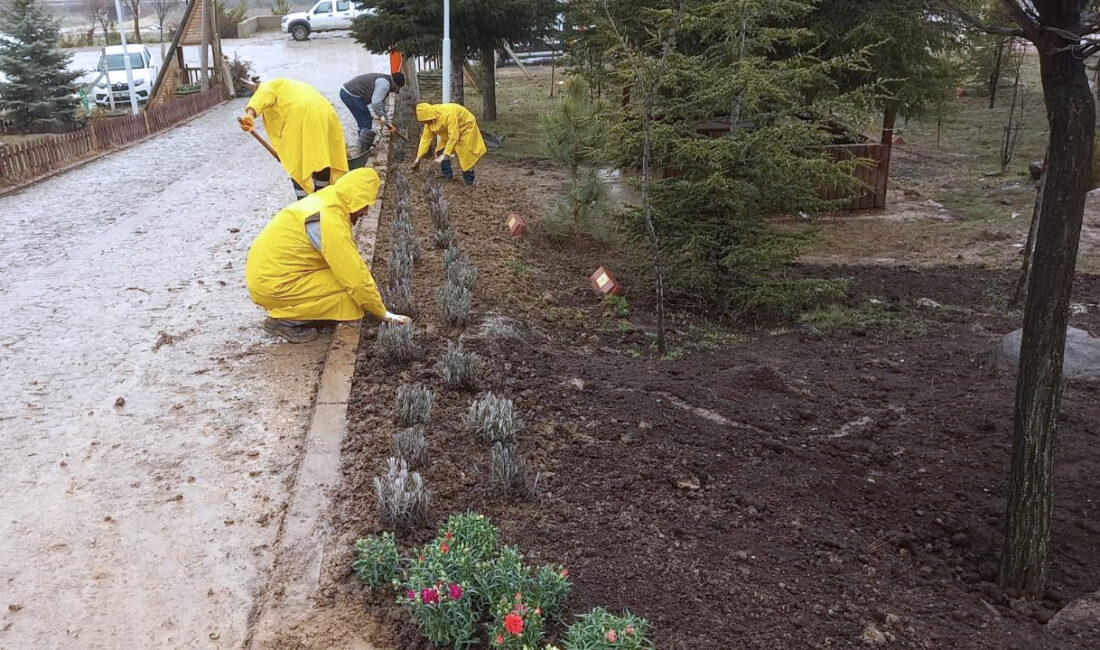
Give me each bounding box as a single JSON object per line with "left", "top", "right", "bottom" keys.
{"left": 245, "top": 168, "right": 387, "bottom": 322}
{"left": 246, "top": 78, "right": 349, "bottom": 193}
{"left": 416, "top": 102, "right": 487, "bottom": 171}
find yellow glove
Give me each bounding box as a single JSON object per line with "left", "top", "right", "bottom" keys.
{"left": 238, "top": 114, "right": 255, "bottom": 132}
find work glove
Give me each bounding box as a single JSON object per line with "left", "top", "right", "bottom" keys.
{"left": 411, "top": 158, "right": 421, "bottom": 170}
{"left": 435, "top": 153, "right": 447, "bottom": 164}
{"left": 384, "top": 311, "right": 412, "bottom": 325}
{"left": 238, "top": 113, "right": 255, "bottom": 132}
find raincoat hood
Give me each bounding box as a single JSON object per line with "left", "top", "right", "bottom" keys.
{"left": 415, "top": 102, "right": 439, "bottom": 123}
{"left": 324, "top": 168, "right": 380, "bottom": 214}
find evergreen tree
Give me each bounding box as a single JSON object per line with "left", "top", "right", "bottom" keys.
{"left": 584, "top": 0, "right": 869, "bottom": 313}
{"left": 0, "top": 0, "right": 81, "bottom": 132}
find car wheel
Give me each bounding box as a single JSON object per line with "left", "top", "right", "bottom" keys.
{"left": 291, "top": 24, "right": 310, "bottom": 41}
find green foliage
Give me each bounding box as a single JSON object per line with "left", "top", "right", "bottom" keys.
{"left": 488, "top": 593, "right": 545, "bottom": 648}
{"left": 798, "top": 303, "right": 928, "bottom": 337}
{"left": 213, "top": 0, "right": 247, "bottom": 39}
{"left": 0, "top": 0, "right": 81, "bottom": 131}
{"left": 354, "top": 533, "right": 401, "bottom": 589}
{"left": 604, "top": 295, "right": 630, "bottom": 318}
{"left": 560, "top": 608, "right": 654, "bottom": 649}
{"left": 270, "top": 0, "right": 292, "bottom": 16}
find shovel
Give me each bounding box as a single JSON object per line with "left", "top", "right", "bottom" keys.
{"left": 379, "top": 119, "right": 407, "bottom": 141}
{"left": 238, "top": 117, "right": 280, "bottom": 162}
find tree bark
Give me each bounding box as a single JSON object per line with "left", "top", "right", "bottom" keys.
{"left": 131, "top": 1, "right": 142, "bottom": 43}
{"left": 990, "top": 37, "right": 1007, "bottom": 109}
{"left": 451, "top": 46, "right": 465, "bottom": 106}
{"left": 481, "top": 45, "right": 497, "bottom": 121}
{"left": 999, "top": 37, "right": 1095, "bottom": 598}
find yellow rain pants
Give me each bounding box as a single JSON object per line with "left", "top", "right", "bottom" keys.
{"left": 415, "top": 102, "right": 487, "bottom": 171}
{"left": 245, "top": 168, "right": 387, "bottom": 321}
{"left": 246, "top": 78, "right": 349, "bottom": 193}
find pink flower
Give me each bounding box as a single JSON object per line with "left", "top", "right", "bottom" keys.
{"left": 495, "top": 635, "right": 505, "bottom": 645}
{"left": 514, "top": 592, "right": 523, "bottom": 602}
{"left": 406, "top": 589, "right": 416, "bottom": 601}
{"left": 421, "top": 587, "right": 439, "bottom": 605}
{"left": 448, "top": 583, "right": 463, "bottom": 600}
{"left": 560, "top": 568, "right": 570, "bottom": 577}
{"left": 445, "top": 532, "right": 454, "bottom": 540}
{"left": 624, "top": 626, "right": 636, "bottom": 635}
{"left": 607, "top": 629, "right": 618, "bottom": 643}
{"left": 534, "top": 608, "right": 541, "bottom": 615}
{"left": 441, "top": 542, "right": 450, "bottom": 554}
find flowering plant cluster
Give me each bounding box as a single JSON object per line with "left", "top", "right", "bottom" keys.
{"left": 402, "top": 576, "right": 478, "bottom": 649}
{"left": 488, "top": 591, "right": 546, "bottom": 649}
{"left": 352, "top": 532, "right": 400, "bottom": 589}
{"left": 559, "top": 608, "right": 654, "bottom": 650}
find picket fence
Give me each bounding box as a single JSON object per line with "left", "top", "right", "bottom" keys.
{"left": 0, "top": 86, "right": 229, "bottom": 186}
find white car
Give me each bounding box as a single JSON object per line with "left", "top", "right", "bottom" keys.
{"left": 282, "top": 0, "right": 371, "bottom": 41}
{"left": 92, "top": 45, "right": 158, "bottom": 107}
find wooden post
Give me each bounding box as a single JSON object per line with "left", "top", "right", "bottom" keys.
{"left": 877, "top": 107, "right": 896, "bottom": 210}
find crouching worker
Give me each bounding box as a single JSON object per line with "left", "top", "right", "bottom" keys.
{"left": 245, "top": 168, "right": 412, "bottom": 343}
{"left": 411, "top": 102, "right": 486, "bottom": 185}
{"left": 239, "top": 78, "right": 349, "bottom": 200}
{"left": 340, "top": 71, "right": 405, "bottom": 153}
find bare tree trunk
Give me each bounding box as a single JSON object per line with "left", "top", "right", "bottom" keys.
{"left": 990, "top": 37, "right": 1007, "bottom": 109}
{"left": 481, "top": 45, "right": 497, "bottom": 121}
{"left": 130, "top": 0, "right": 143, "bottom": 43}
{"left": 1011, "top": 165, "right": 1045, "bottom": 308}
{"left": 999, "top": 39, "right": 1095, "bottom": 598}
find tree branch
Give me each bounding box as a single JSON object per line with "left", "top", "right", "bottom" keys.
{"left": 938, "top": 2, "right": 1026, "bottom": 38}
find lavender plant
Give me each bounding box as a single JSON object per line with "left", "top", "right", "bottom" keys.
{"left": 375, "top": 457, "right": 430, "bottom": 530}
{"left": 465, "top": 393, "right": 523, "bottom": 443}
{"left": 376, "top": 322, "right": 417, "bottom": 366}
{"left": 395, "top": 383, "right": 434, "bottom": 426}
{"left": 437, "top": 281, "right": 472, "bottom": 327}
{"left": 436, "top": 340, "right": 481, "bottom": 390}
{"left": 392, "top": 427, "right": 429, "bottom": 469}
{"left": 490, "top": 442, "right": 540, "bottom": 500}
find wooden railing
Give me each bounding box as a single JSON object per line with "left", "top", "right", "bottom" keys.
{"left": 0, "top": 85, "right": 228, "bottom": 187}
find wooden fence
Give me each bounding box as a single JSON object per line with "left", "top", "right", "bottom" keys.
{"left": 819, "top": 142, "right": 891, "bottom": 211}
{"left": 0, "top": 86, "right": 228, "bottom": 186}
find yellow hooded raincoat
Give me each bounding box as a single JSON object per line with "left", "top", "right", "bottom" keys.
{"left": 245, "top": 168, "right": 387, "bottom": 322}
{"left": 246, "top": 78, "right": 349, "bottom": 193}
{"left": 415, "top": 102, "right": 487, "bottom": 171}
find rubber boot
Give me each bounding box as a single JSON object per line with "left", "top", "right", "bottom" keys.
{"left": 358, "top": 129, "right": 376, "bottom": 154}
{"left": 262, "top": 317, "right": 319, "bottom": 344}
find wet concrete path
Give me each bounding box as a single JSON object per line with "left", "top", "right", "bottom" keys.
{"left": 0, "top": 34, "right": 386, "bottom": 649}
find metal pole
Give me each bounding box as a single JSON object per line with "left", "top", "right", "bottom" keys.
{"left": 200, "top": 0, "right": 210, "bottom": 90}
{"left": 441, "top": 0, "right": 451, "bottom": 103}
{"left": 113, "top": 0, "right": 140, "bottom": 114}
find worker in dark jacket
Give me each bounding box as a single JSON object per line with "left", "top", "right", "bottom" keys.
{"left": 340, "top": 72, "right": 405, "bottom": 152}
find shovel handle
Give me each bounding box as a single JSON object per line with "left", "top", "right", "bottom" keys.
{"left": 239, "top": 117, "right": 280, "bottom": 162}
{"left": 383, "top": 121, "right": 408, "bottom": 141}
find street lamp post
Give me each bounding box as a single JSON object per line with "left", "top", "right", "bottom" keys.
{"left": 442, "top": 0, "right": 451, "bottom": 104}
{"left": 112, "top": 0, "right": 140, "bottom": 114}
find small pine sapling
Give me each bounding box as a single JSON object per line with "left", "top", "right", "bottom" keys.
{"left": 465, "top": 393, "right": 523, "bottom": 443}
{"left": 374, "top": 457, "right": 430, "bottom": 530}
{"left": 376, "top": 322, "right": 417, "bottom": 366}
{"left": 437, "top": 282, "right": 472, "bottom": 327}
{"left": 490, "top": 441, "right": 540, "bottom": 500}
{"left": 436, "top": 340, "right": 481, "bottom": 390}
{"left": 392, "top": 426, "right": 429, "bottom": 468}
{"left": 395, "top": 383, "right": 434, "bottom": 426}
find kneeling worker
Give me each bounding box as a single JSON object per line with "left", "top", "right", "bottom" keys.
{"left": 239, "top": 78, "right": 349, "bottom": 200}
{"left": 411, "top": 102, "right": 487, "bottom": 185}
{"left": 245, "top": 168, "right": 411, "bottom": 343}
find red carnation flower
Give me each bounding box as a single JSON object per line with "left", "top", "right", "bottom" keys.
{"left": 421, "top": 587, "right": 439, "bottom": 605}
{"left": 448, "top": 583, "right": 463, "bottom": 600}
{"left": 504, "top": 613, "right": 524, "bottom": 635}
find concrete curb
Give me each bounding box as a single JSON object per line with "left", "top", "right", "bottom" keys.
{"left": 246, "top": 124, "right": 391, "bottom": 648}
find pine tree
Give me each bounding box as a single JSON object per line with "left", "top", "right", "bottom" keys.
{"left": 0, "top": 0, "right": 81, "bottom": 132}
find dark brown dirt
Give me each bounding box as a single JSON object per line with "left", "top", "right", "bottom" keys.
{"left": 331, "top": 158, "right": 1100, "bottom": 649}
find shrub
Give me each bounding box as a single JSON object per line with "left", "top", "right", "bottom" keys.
{"left": 487, "top": 593, "right": 545, "bottom": 649}
{"left": 438, "top": 282, "right": 473, "bottom": 327}
{"left": 473, "top": 546, "right": 528, "bottom": 612}
{"left": 440, "top": 512, "right": 501, "bottom": 563}
{"left": 391, "top": 169, "right": 410, "bottom": 198}
{"left": 386, "top": 276, "right": 418, "bottom": 317}
{"left": 443, "top": 244, "right": 465, "bottom": 269}
{"left": 433, "top": 228, "right": 456, "bottom": 250}
{"left": 447, "top": 260, "right": 479, "bottom": 293}
{"left": 562, "top": 608, "right": 654, "bottom": 650}
{"left": 436, "top": 340, "right": 481, "bottom": 390}
{"left": 400, "top": 577, "right": 478, "bottom": 649}
{"left": 392, "top": 427, "right": 429, "bottom": 469}
{"left": 430, "top": 198, "right": 451, "bottom": 233}
{"left": 395, "top": 383, "right": 434, "bottom": 427}
{"left": 375, "top": 457, "right": 430, "bottom": 530}
{"left": 353, "top": 533, "right": 400, "bottom": 589}
{"left": 530, "top": 564, "right": 572, "bottom": 620}
{"left": 490, "top": 442, "right": 540, "bottom": 500}
{"left": 465, "top": 393, "right": 523, "bottom": 443}
{"left": 376, "top": 323, "right": 417, "bottom": 366}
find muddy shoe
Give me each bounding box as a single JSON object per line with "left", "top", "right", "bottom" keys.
{"left": 262, "top": 317, "right": 319, "bottom": 344}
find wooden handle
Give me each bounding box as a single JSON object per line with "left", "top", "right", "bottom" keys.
{"left": 239, "top": 117, "right": 280, "bottom": 162}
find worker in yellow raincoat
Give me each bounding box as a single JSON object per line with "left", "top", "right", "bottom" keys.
{"left": 239, "top": 78, "right": 349, "bottom": 200}
{"left": 245, "top": 168, "right": 411, "bottom": 344}
{"left": 411, "top": 102, "right": 487, "bottom": 186}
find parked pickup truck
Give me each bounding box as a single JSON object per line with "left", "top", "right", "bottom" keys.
{"left": 282, "top": 0, "right": 371, "bottom": 41}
